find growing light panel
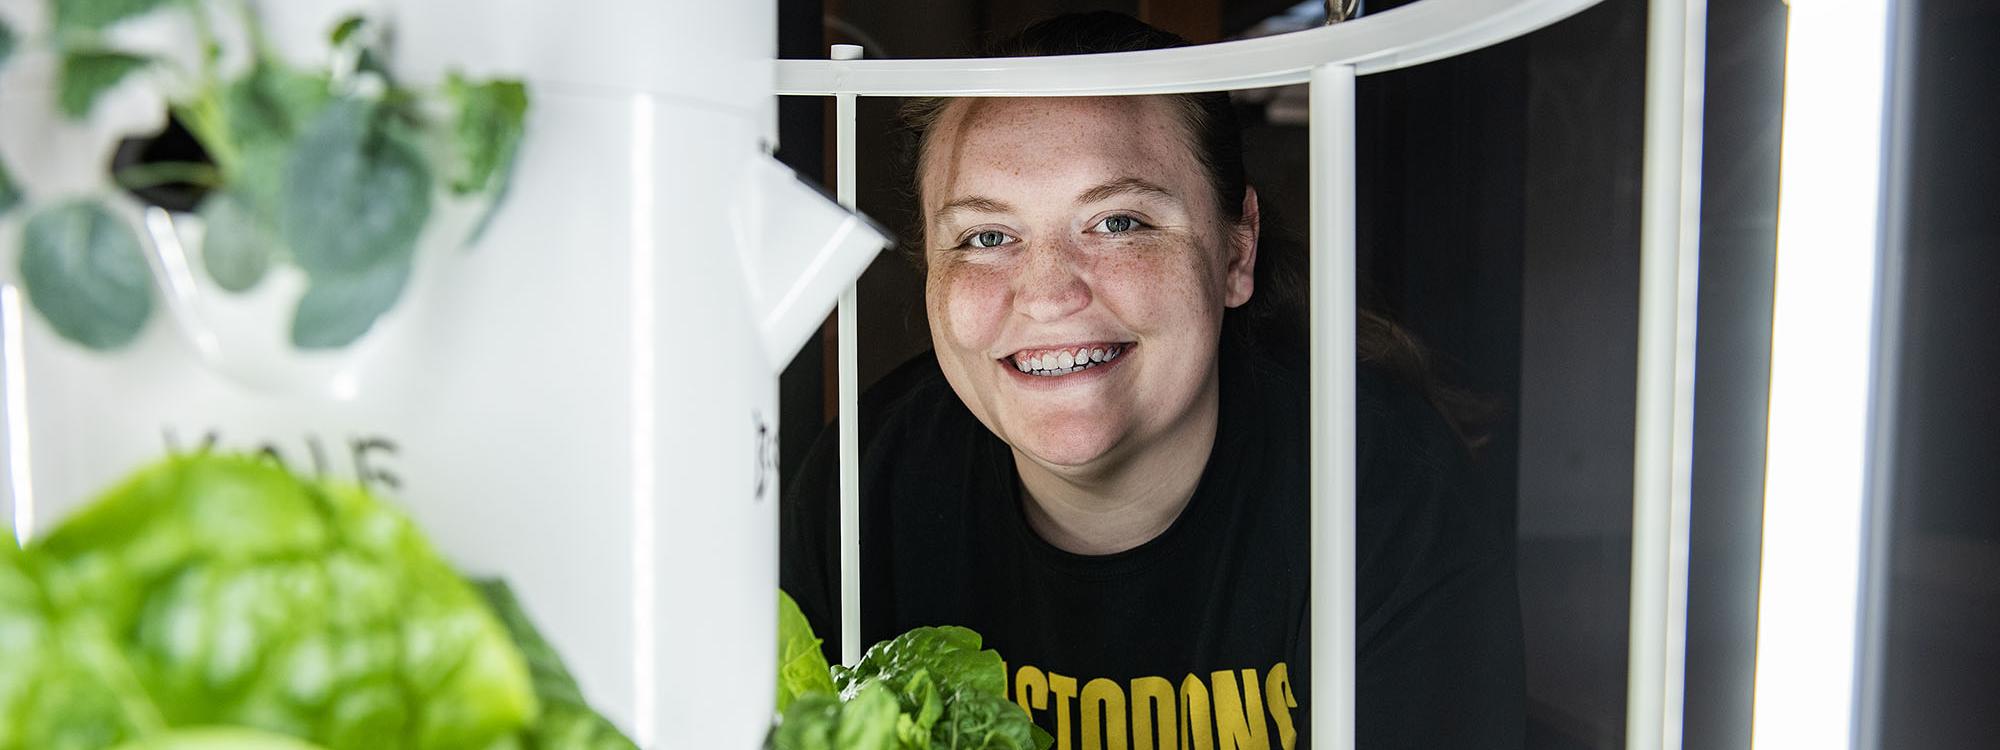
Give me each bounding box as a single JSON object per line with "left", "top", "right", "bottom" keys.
{"left": 1751, "top": 0, "right": 1895, "bottom": 747}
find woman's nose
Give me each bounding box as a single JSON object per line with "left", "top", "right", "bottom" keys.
{"left": 1010, "top": 239, "right": 1091, "bottom": 322}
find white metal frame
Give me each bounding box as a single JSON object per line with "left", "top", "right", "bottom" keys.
{"left": 776, "top": 1, "right": 1708, "bottom": 748}
{"left": 1629, "top": 0, "right": 1708, "bottom": 748}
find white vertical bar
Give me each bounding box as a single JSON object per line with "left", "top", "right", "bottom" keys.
{"left": 1309, "top": 62, "right": 1358, "bottom": 750}
{"left": 1627, "top": 0, "right": 1707, "bottom": 748}
{"left": 1, "top": 285, "right": 32, "bottom": 546}
{"left": 1753, "top": 1, "right": 1894, "bottom": 747}
{"left": 626, "top": 93, "right": 659, "bottom": 749}
{"left": 1854, "top": 0, "right": 1920, "bottom": 744}
{"left": 832, "top": 42, "right": 864, "bottom": 668}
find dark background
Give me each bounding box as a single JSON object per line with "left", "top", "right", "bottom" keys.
{"left": 1868, "top": 0, "right": 2000, "bottom": 747}
{"left": 774, "top": 1, "right": 1999, "bottom": 747}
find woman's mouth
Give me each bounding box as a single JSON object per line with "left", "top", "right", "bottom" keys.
{"left": 1003, "top": 343, "right": 1130, "bottom": 377}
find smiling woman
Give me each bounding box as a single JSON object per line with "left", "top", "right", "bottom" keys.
{"left": 781, "top": 12, "right": 1524, "bottom": 750}
{"left": 920, "top": 93, "right": 1256, "bottom": 536}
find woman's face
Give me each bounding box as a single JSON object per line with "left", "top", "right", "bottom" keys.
{"left": 920, "top": 96, "right": 1257, "bottom": 473}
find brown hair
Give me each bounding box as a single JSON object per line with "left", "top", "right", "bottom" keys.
{"left": 899, "top": 11, "right": 1495, "bottom": 451}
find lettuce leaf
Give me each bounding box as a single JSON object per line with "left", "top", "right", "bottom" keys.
{"left": 770, "top": 684, "right": 900, "bottom": 750}
{"left": 5, "top": 454, "right": 539, "bottom": 750}
{"left": 774, "top": 592, "right": 1052, "bottom": 750}
{"left": 0, "top": 528, "right": 154, "bottom": 750}
{"left": 106, "top": 727, "right": 331, "bottom": 750}
{"left": 778, "top": 591, "right": 836, "bottom": 712}
{"left": 473, "top": 579, "right": 639, "bottom": 750}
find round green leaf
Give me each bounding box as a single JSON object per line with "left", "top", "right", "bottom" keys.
{"left": 279, "top": 101, "right": 431, "bottom": 278}
{"left": 289, "top": 258, "right": 411, "bottom": 349}
{"left": 231, "top": 142, "right": 291, "bottom": 220}
{"left": 53, "top": 0, "right": 172, "bottom": 32}
{"left": 58, "top": 52, "right": 150, "bottom": 120}
{"left": 197, "top": 192, "right": 275, "bottom": 292}
{"left": 222, "top": 62, "right": 332, "bottom": 151}
{"left": 18, "top": 200, "right": 154, "bottom": 350}
{"left": 0, "top": 19, "right": 17, "bottom": 68}
{"left": 0, "top": 155, "right": 21, "bottom": 217}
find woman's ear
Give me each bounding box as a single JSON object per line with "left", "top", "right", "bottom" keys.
{"left": 1224, "top": 185, "right": 1261, "bottom": 308}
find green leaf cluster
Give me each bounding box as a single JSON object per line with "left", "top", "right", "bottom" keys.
{"left": 472, "top": 580, "right": 640, "bottom": 750}
{"left": 9, "top": 6, "right": 529, "bottom": 352}
{"left": 772, "top": 592, "right": 1053, "bottom": 750}
{"left": 443, "top": 75, "right": 528, "bottom": 196}
{"left": 771, "top": 685, "right": 902, "bottom": 750}
{"left": 0, "top": 454, "right": 546, "bottom": 750}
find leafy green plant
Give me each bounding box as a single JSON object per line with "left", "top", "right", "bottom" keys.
{"left": 51, "top": 0, "right": 172, "bottom": 33}
{"left": 7, "top": 1, "right": 528, "bottom": 351}
{"left": 2, "top": 454, "right": 540, "bottom": 750}
{"left": 0, "top": 156, "right": 20, "bottom": 218}
{"left": 2, "top": 454, "right": 637, "bottom": 750}
{"left": 57, "top": 51, "right": 149, "bottom": 118}
{"left": 773, "top": 592, "right": 1054, "bottom": 750}
{"left": 105, "top": 727, "right": 333, "bottom": 750}
{"left": 771, "top": 684, "right": 903, "bottom": 750}
{"left": 474, "top": 580, "right": 641, "bottom": 750}
{"left": 778, "top": 590, "right": 837, "bottom": 713}
{"left": 0, "top": 17, "right": 16, "bottom": 71}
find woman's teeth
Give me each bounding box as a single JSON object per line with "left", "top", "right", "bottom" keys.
{"left": 1012, "top": 345, "right": 1124, "bottom": 377}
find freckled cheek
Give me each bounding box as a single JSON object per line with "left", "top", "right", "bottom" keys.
{"left": 1083, "top": 248, "right": 1217, "bottom": 327}
{"left": 927, "top": 263, "right": 1016, "bottom": 354}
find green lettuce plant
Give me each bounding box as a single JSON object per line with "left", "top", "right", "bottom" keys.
{"left": 1, "top": 454, "right": 632, "bottom": 750}
{"left": 773, "top": 592, "right": 1054, "bottom": 750}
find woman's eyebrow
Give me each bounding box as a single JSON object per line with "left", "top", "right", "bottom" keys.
{"left": 1074, "top": 177, "right": 1176, "bottom": 206}
{"left": 933, "top": 195, "right": 1014, "bottom": 226}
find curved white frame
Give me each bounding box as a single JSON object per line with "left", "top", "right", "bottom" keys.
{"left": 777, "top": 0, "right": 1602, "bottom": 94}
{"left": 777, "top": 1, "right": 1708, "bottom": 749}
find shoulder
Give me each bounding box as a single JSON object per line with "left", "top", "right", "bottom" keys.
{"left": 856, "top": 351, "right": 981, "bottom": 455}
{"left": 787, "top": 350, "right": 985, "bottom": 497}
{"left": 1222, "top": 340, "right": 1458, "bottom": 464}
{"left": 1222, "top": 344, "right": 1489, "bottom": 564}
{"left": 780, "top": 350, "right": 981, "bottom": 649}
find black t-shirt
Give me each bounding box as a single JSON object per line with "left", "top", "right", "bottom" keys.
{"left": 781, "top": 341, "right": 1524, "bottom": 750}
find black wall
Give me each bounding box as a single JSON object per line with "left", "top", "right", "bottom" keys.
{"left": 1870, "top": 0, "right": 2000, "bottom": 746}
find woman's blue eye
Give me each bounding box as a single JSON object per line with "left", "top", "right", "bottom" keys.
{"left": 1101, "top": 215, "right": 1140, "bottom": 233}
{"left": 969, "top": 230, "right": 1008, "bottom": 248}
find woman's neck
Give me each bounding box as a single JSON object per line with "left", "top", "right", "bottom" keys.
{"left": 1013, "top": 382, "right": 1222, "bottom": 556}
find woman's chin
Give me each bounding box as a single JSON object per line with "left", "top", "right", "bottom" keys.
{"left": 1010, "top": 430, "right": 1124, "bottom": 473}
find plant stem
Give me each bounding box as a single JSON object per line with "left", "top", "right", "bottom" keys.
{"left": 229, "top": 0, "right": 278, "bottom": 67}
{"left": 114, "top": 161, "right": 223, "bottom": 191}
{"left": 173, "top": 0, "right": 237, "bottom": 173}
{"left": 182, "top": 0, "right": 217, "bottom": 82}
